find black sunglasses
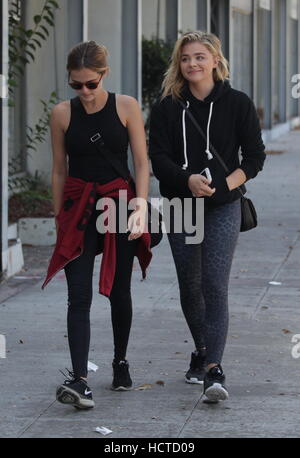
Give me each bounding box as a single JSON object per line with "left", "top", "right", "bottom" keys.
{"left": 68, "top": 74, "right": 103, "bottom": 90}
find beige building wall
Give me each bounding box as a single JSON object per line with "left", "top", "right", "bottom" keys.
{"left": 181, "top": 0, "right": 198, "bottom": 33}
{"left": 87, "top": 0, "right": 122, "bottom": 94}
{"left": 142, "top": 0, "right": 167, "bottom": 40}
{"left": 24, "top": 0, "right": 71, "bottom": 184}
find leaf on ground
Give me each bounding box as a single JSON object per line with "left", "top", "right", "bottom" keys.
{"left": 265, "top": 150, "right": 285, "bottom": 155}
{"left": 135, "top": 384, "right": 152, "bottom": 391}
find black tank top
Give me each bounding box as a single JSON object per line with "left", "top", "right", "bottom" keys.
{"left": 64, "top": 92, "right": 130, "bottom": 183}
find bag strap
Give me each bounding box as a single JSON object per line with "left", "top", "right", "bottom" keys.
{"left": 73, "top": 96, "right": 131, "bottom": 182}
{"left": 178, "top": 99, "right": 245, "bottom": 199}
{"left": 89, "top": 132, "right": 131, "bottom": 182}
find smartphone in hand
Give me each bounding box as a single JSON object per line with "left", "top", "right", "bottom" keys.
{"left": 200, "top": 167, "right": 212, "bottom": 182}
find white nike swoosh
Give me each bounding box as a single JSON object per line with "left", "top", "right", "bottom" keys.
{"left": 84, "top": 389, "right": 92, "bottom": 395}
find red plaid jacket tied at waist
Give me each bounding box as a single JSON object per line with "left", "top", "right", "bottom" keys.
{"left": 41, "top": 176, "right": 152, "bottom": 297}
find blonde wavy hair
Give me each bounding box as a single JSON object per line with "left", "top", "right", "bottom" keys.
{"left": 161, "top": 31, "right": 229, "bottom": 100}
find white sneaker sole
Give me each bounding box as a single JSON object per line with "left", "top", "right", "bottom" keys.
{"left": 56, "top": 386, "right": 95, "bottom": 409}
{"left": 111, "top": 385, "right": 133, "bottom": 391}
{"left": 203, "top": 383, "right": 229, "bottom": 403}
{"left": 185, "top": 377, "right": 204, "bottom": 385}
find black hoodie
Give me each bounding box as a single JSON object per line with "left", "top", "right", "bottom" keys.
{"left": 149, "top": 80, "right": 266, "bottom": 207}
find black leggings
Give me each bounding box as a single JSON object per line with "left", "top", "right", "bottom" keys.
{"left": 167, "top": 199, "right": 241, "bottom": 365}
{"left": 64, "top": 208, "right": 137, "bottom": 379}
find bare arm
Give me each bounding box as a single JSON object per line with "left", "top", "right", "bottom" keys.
{"left": 226, "top": 168, "right": 247, "bottom": 191}
{"left": 118, "top": 95, "right": 149, "bottom": 240}
{"left": 188, "top": 167, "right": 247, "bottom": 198}
{"left": 50, "top": 103, "right": 69, "bottom": 226}
{"left": 126, "top": 97, "right": 149, "bottom": 203}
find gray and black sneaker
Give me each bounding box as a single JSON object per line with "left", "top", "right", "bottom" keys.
{"left": 202, "top": 364, "right": 229, "bottom": 403}
{"left": 185, "top": 350, "right": 206, "bottom": 384}
{"left": 56, "top": 369, "right": 95, "bottom": 409}
{"left": 111, "top": 360, "right": 133, "bottom": 391}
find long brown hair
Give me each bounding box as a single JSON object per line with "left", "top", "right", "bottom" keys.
{"left": 66, "top": 40, "right": 109, "bottom": 77}
{"left": 162, "top": 31, "right": 229, "bottom": 100}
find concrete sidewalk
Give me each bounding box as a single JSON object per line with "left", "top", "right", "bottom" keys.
{"left": 0, "top": 130, "right": 300, "bottom": 438}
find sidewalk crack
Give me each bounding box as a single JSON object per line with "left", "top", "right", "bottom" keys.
{"left": 177, "top": 395, "right": 202, "bottom": 438}
{"left": 17, "top": 400, "right": 57, "bottom": 438}
{"left": 250, "top": 231, "right": 300, "bottom": 319}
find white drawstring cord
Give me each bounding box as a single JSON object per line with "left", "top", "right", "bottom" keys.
{"left": 181, "top": 101, "right": 190, "bottom": 170}
{"left": 205, "top": 102, "right": 214, "bottom": 160}
{"left": 182, "top": 100, "right": 214, "bottom": 168}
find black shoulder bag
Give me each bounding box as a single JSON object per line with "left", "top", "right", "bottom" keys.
{"left": 178, "top": 100, "right": 257, "bottom": 232}
{"left": 88, "top": 131, "right": 163, "bottom": 247}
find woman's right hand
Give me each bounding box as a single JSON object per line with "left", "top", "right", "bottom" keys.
{"left": 188, "top": 174, "right": 216, "bottom": 197}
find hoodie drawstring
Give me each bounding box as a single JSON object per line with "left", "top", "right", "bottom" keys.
{"left": 205, "top": 102, "right": 214, "bottom": 160}
{"left": 181, "top": 101, "right": 189, "bottom": 170}
{"left": 182, "top": 100, "right": 214, "bottom": 169}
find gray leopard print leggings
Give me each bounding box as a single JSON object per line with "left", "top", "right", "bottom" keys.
{"left": 167, "top": 199, "right": 241, "bottom": 365}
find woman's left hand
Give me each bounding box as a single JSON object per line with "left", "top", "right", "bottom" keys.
{"left": 127, "top": 207, "right": 147, "bottom": 241}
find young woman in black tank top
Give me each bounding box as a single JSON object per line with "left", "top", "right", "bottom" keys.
{"left": 48, "top": 41, "right": 150, "bottom": 410}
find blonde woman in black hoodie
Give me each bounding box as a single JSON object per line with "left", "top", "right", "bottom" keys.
{"left": 149, "top": 31, "right": 265, "bottom": 403}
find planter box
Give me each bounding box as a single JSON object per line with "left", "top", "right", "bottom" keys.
{"left": 2, "top": 238, "right": 24, "bottom": 278}
{"left": 18, "top": 217, "right": 56, "bottom": 246}
{"left": 8, "top": 222, "right": 18, "bottom": 240}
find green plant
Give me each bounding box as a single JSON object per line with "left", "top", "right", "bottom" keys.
{"left": 25, "top": 170, "right": 50, "bottom": 193}
{"left": 8, "top": 92, "right": 59, "bottom": 191}
{"left": 8, "top": 168, "right": 54, "bottom": 222}
{"left": 8, "top": 0, "right": 60, "bottom": 193}
{"left": 25, "top": 91, "right": 58, "bottom": 154}
{"left": 142, "top": 36, "right": 173, "bottom": 132}
{"left": 8, "top": 186, "right": 54, "bottom": 223}
{"left": 8, "top": 0, "right": 60, "bottom": 103}
{"left": 8, "top": 167, "right": 49, "bottom": 192}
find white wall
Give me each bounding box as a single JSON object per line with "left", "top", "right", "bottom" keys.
{"left": 142, "top": 0, "right": 167, "bottom": 40}
{"left": 231, "top": 0, "right": 252, "bottom": 13}
{"left": 181, "top": 0, "right": 197, "bottom": 33}
{"left": 24, "top": 0, "right": 75, "bottom": 184}
{"left": 87, "top": 0, "right": 122, "bottom": 93}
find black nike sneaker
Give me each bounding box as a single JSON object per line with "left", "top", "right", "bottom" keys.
{"left": 185, "top": 350, "right": 206, "bottom": 384}
{"left": 56, "top": 369, "right": 95, "bottom": 409}
{"left": 202, "top": 364, "right": 229, "bottom": 403}
{"left": 111, "top": 360, "right": 133, "bottom": 391}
